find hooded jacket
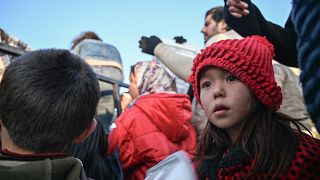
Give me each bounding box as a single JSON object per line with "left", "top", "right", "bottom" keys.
{"left": 0, "top": 150, "right": 87, "bottom": 180}
{"left": 108, "top": 93, "right": 197, "bottom": 180}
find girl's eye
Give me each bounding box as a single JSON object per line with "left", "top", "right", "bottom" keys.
{"left": 201, "top": 81, "right": 211, "bottom": 89}
{"left": 226, "top": 75, "right": 238, "bottom": 82}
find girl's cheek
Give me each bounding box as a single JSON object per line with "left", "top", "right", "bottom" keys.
{"left": 200, "top": 88, "right": 207, "bottom": 99}
{"left": 129, "top": 84, "right": 139, "bottom": 99}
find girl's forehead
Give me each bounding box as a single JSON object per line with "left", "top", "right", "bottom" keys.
{"left": 200, "top": 66, "right": 231, "bottom": 77}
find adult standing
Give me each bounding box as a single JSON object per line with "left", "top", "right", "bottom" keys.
{"left": 139, "top": 7, "right": 240, "bottom": 141}
{"left": 139, "top": 6, "right": 315, "bottom": 139}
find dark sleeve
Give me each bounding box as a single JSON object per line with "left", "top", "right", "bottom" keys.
{"left": 223, "top": 0, "right": 298, "bottom": 67}
{"left": 291, "top": 0, "right": 320, "bottom": 133}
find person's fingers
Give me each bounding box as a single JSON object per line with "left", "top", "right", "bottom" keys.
{"left": 228, "top": 6, "right": 244, "bottom": 15}
{"left": 139, "top": 39, "right": 146, "bottom": 49}
{"left": 239, "top": 1, "right": 248, "bottom": 9}
{"left": 140, "top": 41, "right": 147, "bottom": 52}
{"left": 226, "top": 0, "right": 248, "bottom": 9}
{"left": 243, "top": 9, "right": 250, "bottom": 15}
{"left": 228, "top": 6, "right": 249, "bottom": 17}
{"left": 138, "top": 40, "right": 142, "bottom": 47}
{"left": 230, "top": 12, "right": 243, "bottom": 18}
{"left": 139, "top": 36, "right": 146, "bottom": 44}
{"left": 139, "top": 43, "right": 145, "bottom": 49}
{"left": 226, "top": 0, "right": 249, "bottom": 17}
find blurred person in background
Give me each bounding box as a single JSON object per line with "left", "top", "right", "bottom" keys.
{"left": 71, "top": 31, "right": 124, "bottom": 133}
{"left": 0, "top": 28, "right": 31, "bottom": 80}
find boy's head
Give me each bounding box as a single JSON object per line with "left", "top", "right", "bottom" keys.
{"left": 188, "top": 36, "right": 282, "bottom": 110}
{"left": 0, "top": 49, "right": 100, "bottom": 153}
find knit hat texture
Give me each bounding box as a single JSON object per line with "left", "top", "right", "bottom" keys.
{"left": 188, "top": 36, "right": 282, "bottom": 110}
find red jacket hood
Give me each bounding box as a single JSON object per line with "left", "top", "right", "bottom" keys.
{"left": 133, "top": 93, "right": 192, "bottom": 142}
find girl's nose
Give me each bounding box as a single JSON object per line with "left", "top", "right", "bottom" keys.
{"left": 213, "top": 83, "right": 226, "bottom": 99}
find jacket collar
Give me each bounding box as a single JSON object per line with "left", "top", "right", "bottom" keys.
{"left": 0, "top": 149, "right": 67, "bottom": 161}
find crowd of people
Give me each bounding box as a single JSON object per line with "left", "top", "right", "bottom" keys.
{"left": 0, "top": 0, "right": 320, "bottom": 179}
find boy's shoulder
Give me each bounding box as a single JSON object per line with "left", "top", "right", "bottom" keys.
{"left": 0, "top": 150, "right": 88, "bottom": 180}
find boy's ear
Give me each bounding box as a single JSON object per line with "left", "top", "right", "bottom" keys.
{"left": 72, "top": 118, "right": 97, "bottom": 144}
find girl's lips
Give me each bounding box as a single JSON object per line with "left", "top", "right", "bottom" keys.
{"left": 214, "top": 109, "right": 229, "bottom": 116}
{"left": 213, "top": 104, "right": 230, "bottom": 116}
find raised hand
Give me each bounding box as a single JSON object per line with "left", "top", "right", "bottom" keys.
{"left": 138, "top": 36, "right": 162, "bottom": 55}
{"left": 226, "top": 0, "right": 250, "bottom": 18}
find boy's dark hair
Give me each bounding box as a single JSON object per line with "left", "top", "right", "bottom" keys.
{"left": 71, "top": 31, "right": 102, "bottom": 49}
{"left": 0, "top": 49, "right": 100, "bottom": 153}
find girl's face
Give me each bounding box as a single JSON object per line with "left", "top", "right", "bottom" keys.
{"left": 129, "top": 71, "right": 139, "bottom": 99}
{"left": 199, "top": 66, "right": 253, "bottom": 142}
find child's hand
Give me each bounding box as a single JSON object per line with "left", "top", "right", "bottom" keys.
{"left": 226, "top": 0, "right": 250, "bottom": 18}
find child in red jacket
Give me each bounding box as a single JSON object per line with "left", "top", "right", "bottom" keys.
{"left": 188, "top": 36, "right": 320, "bottom": 179}
{"left": 108, "top": 60, "right": 197, "bottom": 180}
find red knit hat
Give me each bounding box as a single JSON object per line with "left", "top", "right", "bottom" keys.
{"left": 188, "top": 36, "right": 282, "bottom": 110}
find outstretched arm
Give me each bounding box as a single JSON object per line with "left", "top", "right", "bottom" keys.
{"left": 139, "top": 36, "right": 194, "bottom": 81}
{"left": 154, "top": 43, "right": 194, "bottom": 81}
